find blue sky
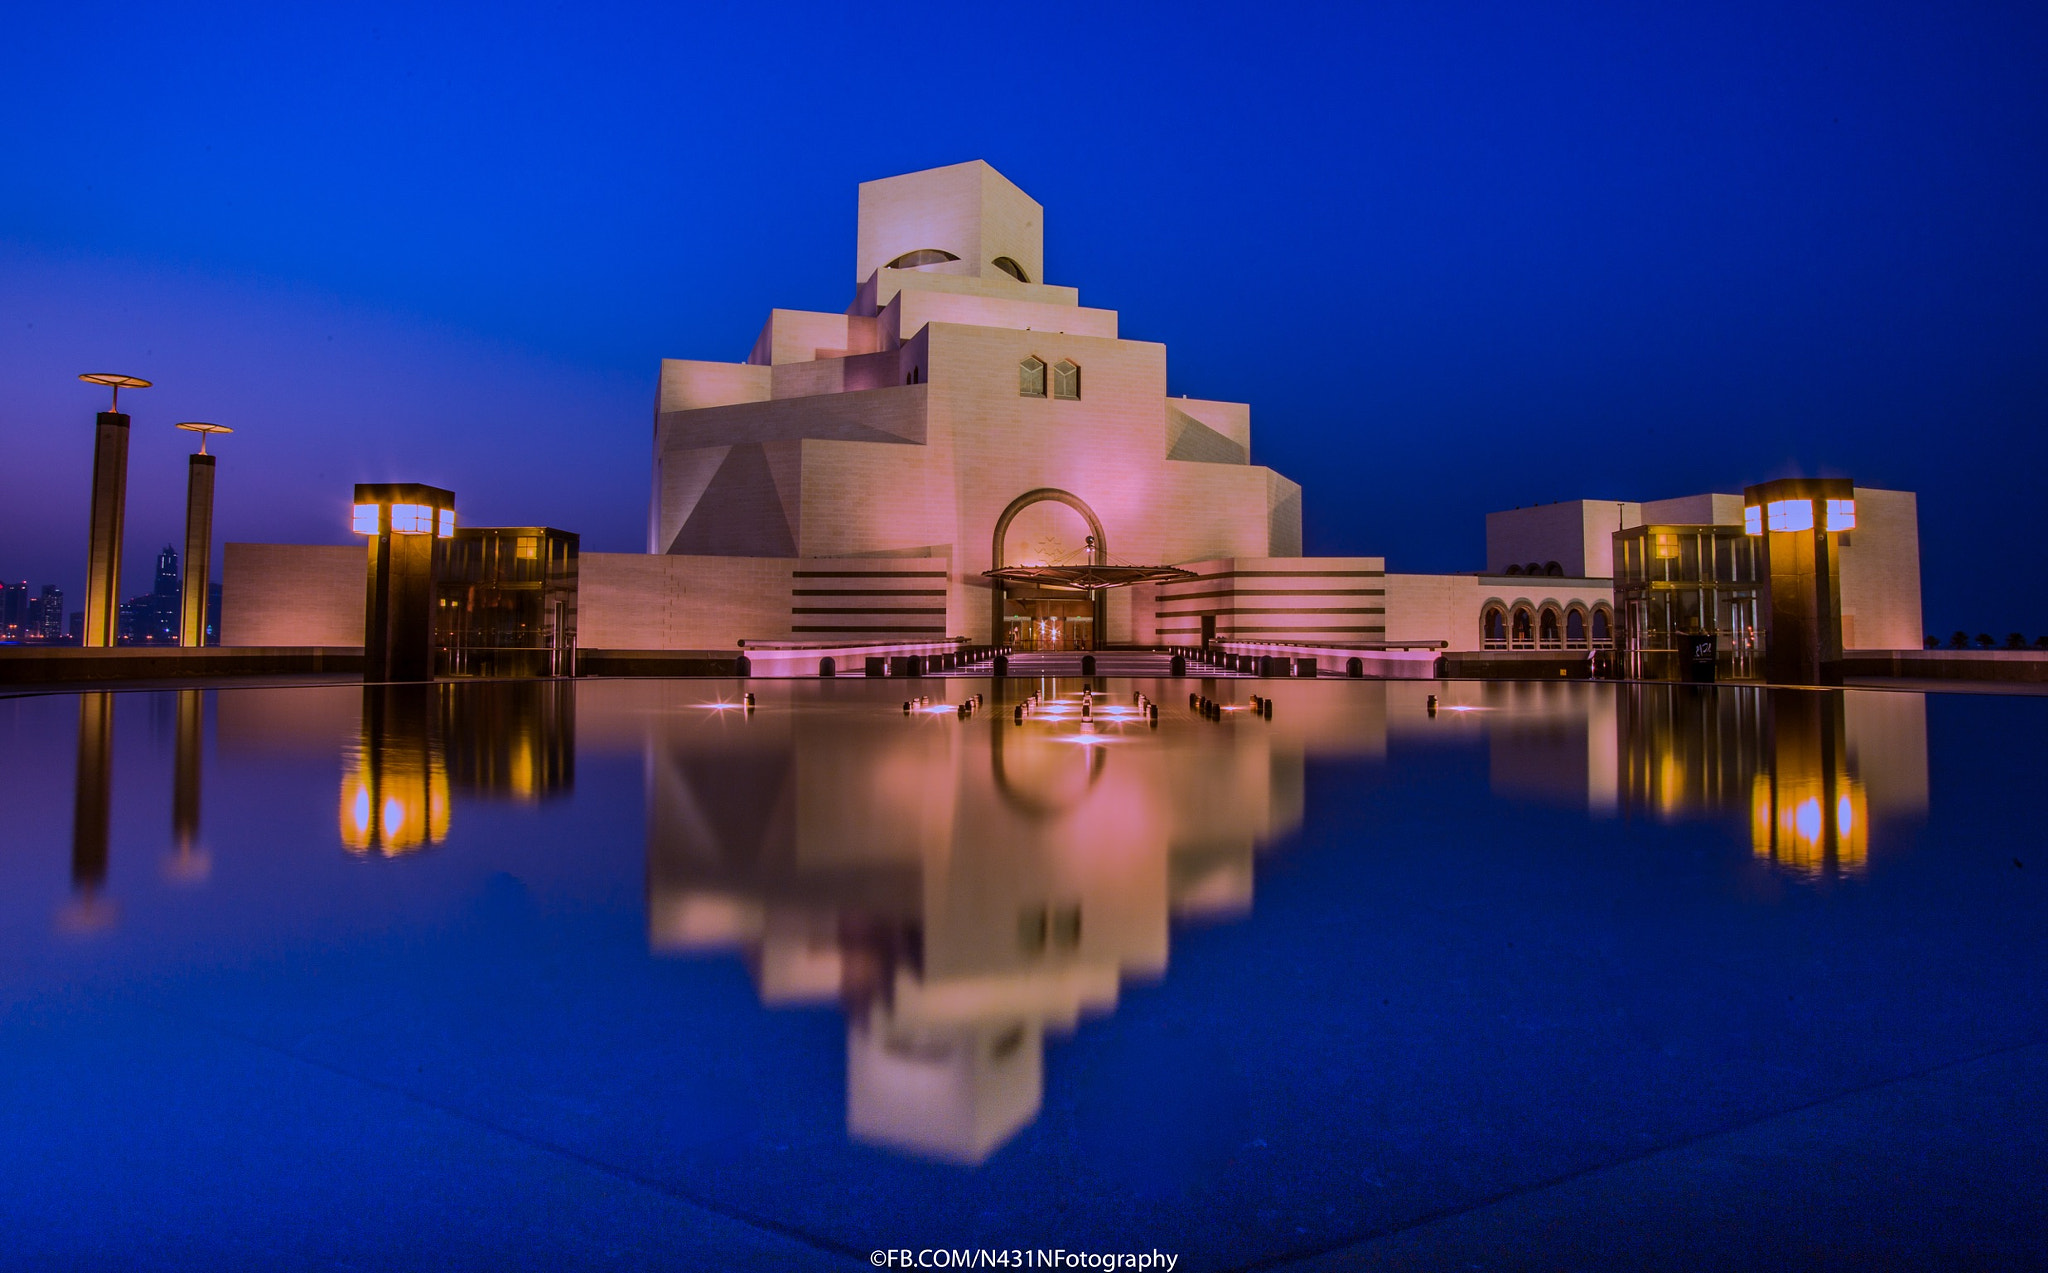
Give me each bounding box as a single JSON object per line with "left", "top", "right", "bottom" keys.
{"left": 4, "top": 0, "right": 2045, "bottom": 634}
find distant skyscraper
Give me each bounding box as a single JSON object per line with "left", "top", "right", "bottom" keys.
{"left": 36, "top": 586, "right": 63, "bottom": 640}
{"left": 120, "top": 545, "right": 182, "bottom": 644}
{"left": 0, "top": 581, "right": 25, "bottom": 640}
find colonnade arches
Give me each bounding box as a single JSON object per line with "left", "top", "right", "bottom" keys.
{"left": 1480, "top": 598, "right": 1614, "bottom": 651}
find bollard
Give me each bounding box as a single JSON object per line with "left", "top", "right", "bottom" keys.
{"left": 903, "top": 701, "right": 911, "bottom": 714}
{"left": 743, "top": 692, "right": 755, "bottom": 708}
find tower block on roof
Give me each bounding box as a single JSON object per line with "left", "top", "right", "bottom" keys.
{"left": 651, "top": 159, "right": 1305, "bottom": 651}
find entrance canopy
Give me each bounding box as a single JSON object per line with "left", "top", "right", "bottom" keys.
{"left": 985, "top": 531, "right": 1196, "bottom": 593}
{"left": 983, "top": 562, "right": 1196, "bottom": 592}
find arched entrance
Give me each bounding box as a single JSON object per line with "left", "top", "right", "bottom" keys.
{"left": 990, "top": 489, "right": 1107, "bottom": 651}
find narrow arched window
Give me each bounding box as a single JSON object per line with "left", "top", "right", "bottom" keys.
{"left": 1592, "top": 607, "right": 1612, "bottom": 645}
{"left": 1539, "top": 608, "right": 1561, "bottom": 648}
{"left": 1483, "top": 607, "right": 1507, "bottom": 649}
{"left": 1566, "top": 609, "right": 1586, "bottom": 648}
{"left": 1511, "top": 608, "right": 1534, "bottom": 648}
{"left": 1052, "top": 359, "right": 1080, "bottom": 400}
{"left": 1505, "top": 564, "right": 1523, "bottom": 576}
{"left": 992, "top": 256, "right": 1029, "bottom": 282}
{"left": 887, "top": 248, "right": 960, "bottom": 269}
{"left": 1019, "top": 356, "right": 1046, "bottom": 397}
{"left": 1545, "top": 561, "right": 1564, "bottom": 577}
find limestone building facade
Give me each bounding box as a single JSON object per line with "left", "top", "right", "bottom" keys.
{"left": 219, "top": 160, "right": 1927, "bottom": 664}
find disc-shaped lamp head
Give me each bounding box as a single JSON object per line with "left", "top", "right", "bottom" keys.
{"left": 78, "top": 372, "right": 152, "bottom": 412}
{"left": 175, "top": 421, "right": 234, "bottom": 455}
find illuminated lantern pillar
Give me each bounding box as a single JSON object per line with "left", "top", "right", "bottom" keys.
{"left": 175, "top": 423, "right": 233, "bottom": 648}
{"left": 76, "top": 373, "right": 152, "bottom": 647}
{"left": 352, "top": 483, "right": 455, "bottom": 682}
{"left": 1743, "top": 477, "right": 1855, "bottom": 686}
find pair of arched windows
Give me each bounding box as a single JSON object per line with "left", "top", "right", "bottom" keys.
{"left": 1020, "top": 357, "right": 1080, "bottom": 400}
{"left": 885, "top": 249, "right": 1032, "bottom": 284}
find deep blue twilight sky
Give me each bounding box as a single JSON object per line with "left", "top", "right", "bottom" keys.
{"left": 4, "top": 1, "right": 2045, "bottom": 635}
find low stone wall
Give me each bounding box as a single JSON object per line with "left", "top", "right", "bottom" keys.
{"left": 579, "top": 640, "right": 995, "bottom": 678}
{"left": 1438, "top": 650, "right": 1599, "bottom": 680}
{"left": 1841, "top": 649, "right": 2048, "bottom": 684}
{"left": 1216, "top": 640, "right": 1442, "bottom": 679}
{"left": 0, "top": 646, "right": 363, "bottom": 684}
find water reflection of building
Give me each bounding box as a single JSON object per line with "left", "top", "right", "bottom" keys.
{"left": 341, "top": 683, "right": 575, "bottom": 853}
{"left": 643, "top": 684, "right": 1302, "bottom": 1164}
{"left": 1613, "top": 685, "right": 1926, "bottom": 876}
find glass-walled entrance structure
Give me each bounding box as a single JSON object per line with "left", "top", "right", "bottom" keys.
{"left": 1613, "top": 523, "right": 1761, "bottom": 681}
{"left": 435, "top": 527, "right": 579, "bottom": 677}
{"left": 1003, "top": 594, "right": 1095, "bottom": 651}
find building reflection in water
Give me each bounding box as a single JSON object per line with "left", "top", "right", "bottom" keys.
{"left": 341, "top": 682, "right": 576, "bottom": 854}
{"left": 1606, "top": 684, "right": 1927, "bottom": 877}
{"left": 644, "top": 683, "right": 1303, "bottom": 1165}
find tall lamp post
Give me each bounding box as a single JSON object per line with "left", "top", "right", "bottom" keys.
{"left": 174, "top": 423, "right": 233, "bottom": 648}
{"left": 77, "top": 373, "right": 152, "bottom": 647}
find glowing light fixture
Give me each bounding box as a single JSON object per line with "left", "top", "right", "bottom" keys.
{"left": 1743, "top": 505, "right": 1762, "bottom": 536}
{"left": 1825, "top": 499, "right": 1855, "bottom": 533}
{"left": 439, "top": 509, "right": 457, "bottom": 538}
{"left": 389, "top": 503, "right": 435, "bottom": 534}
{"left": 1767, "top": 499, "right": 1814, "bottom": 533}
{"left": 352, "top": 503, "right": 381, "bottom": 535}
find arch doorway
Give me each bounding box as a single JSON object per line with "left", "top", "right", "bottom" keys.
{"left": 990, "top": 489, "right": 1107, "bottom": 651}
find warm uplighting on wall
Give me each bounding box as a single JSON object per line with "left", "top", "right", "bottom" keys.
{"left": 1825, "top": 499, "right": 1856, "bottom": 532}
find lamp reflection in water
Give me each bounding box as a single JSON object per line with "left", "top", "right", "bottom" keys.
{"left": 341, "top": 682, "right": 576, "bottom": 853}
{"left": 1749, "top": 690, "right": 1868, "bottom": 877}
{"left": 168, "top": 688, "right": 210, "bottom": 881}
{"left": 63, "top": 692, "right": 116, "bottom": 931}
{"left": 341, "top": 687, "right": 449, "bottom": 855}
{"left": 645, "top": 683, "right": 1299, "bottom": 1164}
{"left": 1607, "top": 684, "right": 1923, "bottom": 879}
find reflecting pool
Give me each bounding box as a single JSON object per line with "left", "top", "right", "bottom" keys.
{"left": 3, "top": 678, "right": 2044, "bottom": 1268}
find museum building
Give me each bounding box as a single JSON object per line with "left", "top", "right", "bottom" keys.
{"left": 222, "top": 161, "right": 1923, "bottom": 667}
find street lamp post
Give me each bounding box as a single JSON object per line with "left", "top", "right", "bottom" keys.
{"left": 174, "top": 422, "right": 233, "bottom": 648}
{"left": 76, "top": 373, "right": 152, "bottom": 647}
